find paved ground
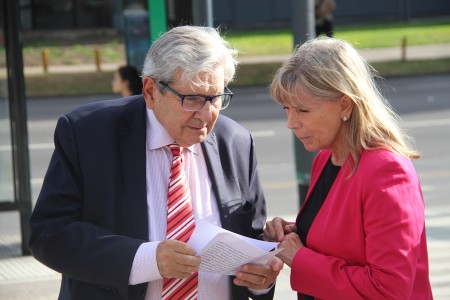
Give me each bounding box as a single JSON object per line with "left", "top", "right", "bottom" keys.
{"left": 1, "top": 43, "right": 450, "bottom": 299}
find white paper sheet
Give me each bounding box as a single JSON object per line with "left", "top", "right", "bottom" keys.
{"left": 188, "top": 220, "right": 283, "bottom": 275}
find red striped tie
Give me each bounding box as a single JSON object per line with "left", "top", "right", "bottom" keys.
{"left": 162, "top": 144, "right": 198, "bottom": 300}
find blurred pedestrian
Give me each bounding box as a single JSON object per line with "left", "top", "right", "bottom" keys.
{"left": 315, "top": 0, "right": 336, "bottom": 37}
{"left": 264, "top": 37, "right": 433, "bottom": 299}
{"left": 112, "top": 65, "right": 143, "bottom": 96}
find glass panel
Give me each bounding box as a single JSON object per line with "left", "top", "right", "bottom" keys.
{"left": 0, "top": 4, "right": 14, "bottom": 202}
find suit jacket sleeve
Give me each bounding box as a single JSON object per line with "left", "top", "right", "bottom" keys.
{"left": 29, "top": 101, "right": 146, "bottom": 298}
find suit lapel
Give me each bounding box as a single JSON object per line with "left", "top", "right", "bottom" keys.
{"left": 201, "top": 132, "right": 232, "bottom": 230}
{"left": 119, "top": 97, "right": 149, "bottom": 240}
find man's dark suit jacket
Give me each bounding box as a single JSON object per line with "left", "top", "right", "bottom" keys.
{"left": 29, "top": 96, "right": 274, "bottom": 300}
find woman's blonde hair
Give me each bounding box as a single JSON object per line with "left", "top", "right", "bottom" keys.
{"left": 270, "top": 37, "right": 420, "bottom": 171}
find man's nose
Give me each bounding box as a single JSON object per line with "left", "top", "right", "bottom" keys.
{"left": 195, "top": 101, "right": 213, "bottom": 121}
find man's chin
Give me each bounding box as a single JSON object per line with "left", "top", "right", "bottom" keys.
{"left": 178, "top": 135, "right": 207, "bottom": 147}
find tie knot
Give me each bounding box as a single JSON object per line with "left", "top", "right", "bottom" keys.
{"left": 168, "top": 144, "right": 182, "bottom": 157}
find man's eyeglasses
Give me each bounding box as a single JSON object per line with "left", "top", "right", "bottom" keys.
{"left": 158, "top": 81, "right": 233, "bottom": 111}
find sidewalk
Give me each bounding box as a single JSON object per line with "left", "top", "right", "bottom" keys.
{"left": 20, "top": 43, "right": 450, "bottom": 75}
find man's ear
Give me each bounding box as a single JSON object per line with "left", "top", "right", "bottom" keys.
{"left": 341, "top": 95, "right": 354, "bottom": 117}
{"left": 142, "top": 76, "right": 156, "bottom": 109}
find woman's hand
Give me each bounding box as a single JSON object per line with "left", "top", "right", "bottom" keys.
{"left": 276, "top": 232, "right": 304, "bottom": 267}
{"left": 263, "top": 217, "right": 297, "bottom": 242}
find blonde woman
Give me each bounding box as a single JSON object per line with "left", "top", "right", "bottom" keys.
{"left": 264, "top": 38, "right": 433, "bottom": 299}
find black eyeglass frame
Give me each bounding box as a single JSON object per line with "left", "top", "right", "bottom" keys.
{"left": 158, "top": 81, "right": 233, "bottom": 111}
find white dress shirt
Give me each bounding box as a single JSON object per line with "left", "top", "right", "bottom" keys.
{"left": 129, "top": 108, "right": 231, "bottom": 299}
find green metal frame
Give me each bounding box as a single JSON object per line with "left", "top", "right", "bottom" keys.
{"left": 148, "top": 0, "right": 167, "bottom": 43}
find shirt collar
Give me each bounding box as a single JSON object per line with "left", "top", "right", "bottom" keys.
{"left": 146, "top": 108, "right": 197, "bottom": 154}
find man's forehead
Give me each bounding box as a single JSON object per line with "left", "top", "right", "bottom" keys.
{"left": 173, "top": 67, "right": 225, "bottom": 89}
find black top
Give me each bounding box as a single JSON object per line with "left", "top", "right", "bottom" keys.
{"left": 295, "top": 158, "right": 341, "bottom": 300}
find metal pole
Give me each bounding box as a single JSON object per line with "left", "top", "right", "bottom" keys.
{"left": 192, "top": 0, "right": 214, "bottom": 27}
{"left": 3, "top": 0, "right": 33, "bottom": 255}
{"left": 206, "top": 0, "right": 213, "bottom": 27}
{"left": 292, "top": 0, "right": 315, "bottom": 47}
{"left": 148, "top": 0, "right": 167, "bottom": 42}
{"left": 291, "top": 0, "right": 316, "bottom": 206}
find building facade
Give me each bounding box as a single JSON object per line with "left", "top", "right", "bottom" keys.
{"left": 20, "top": 0, "right": 450, "bottom": 31}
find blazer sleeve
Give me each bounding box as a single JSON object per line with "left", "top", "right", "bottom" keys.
{"left": 29, "top": 115, "right": 144, "bottom": 295}
{"left": 290, "top": 152, "right": 428, "bottom": 299}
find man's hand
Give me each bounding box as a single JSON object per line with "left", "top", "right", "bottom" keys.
{"left": 156, "top": 239, "right": 201, "bottom": 279}
{"left": 233, "top": 257, "right": 284, "bottom": 290}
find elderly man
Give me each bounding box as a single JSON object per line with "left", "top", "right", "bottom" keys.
{"left": 29, "top": 25, "right": 282, "bottom": 300}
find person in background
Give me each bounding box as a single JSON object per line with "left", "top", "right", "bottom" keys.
{"left": 264, "top": 37, "right": 433, "bottom": 299}
{"left": 315, "top": 0, "right": 336, "bottom": 37}
{"left": 29, "top": 25, "right": 282, "bottom": 300}
{"left": 112, "top": 65, "right": 143, "bottom": 96}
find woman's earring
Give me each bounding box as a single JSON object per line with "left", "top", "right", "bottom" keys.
{"left": 341, "top": 115, "right": 348, "bottom": 122}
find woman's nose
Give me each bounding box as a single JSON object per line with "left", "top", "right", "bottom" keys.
{"left": 286, "top": 110, "right": 298, "bottom": 130}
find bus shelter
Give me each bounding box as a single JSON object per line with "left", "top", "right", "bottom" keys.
{"left": 0, "top": 0, "right": 32, "bottom": 256}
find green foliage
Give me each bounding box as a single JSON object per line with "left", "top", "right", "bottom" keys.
{"left": 225, "top": 18, "right": 450, "bottom": 56}
{"left": 226, "top": 30, "right": 294, "bottom": 57}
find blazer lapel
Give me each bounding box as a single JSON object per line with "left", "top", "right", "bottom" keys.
{"left": 201, "top": 132, "right": 232, "bottom": 230}
{"left": 119, "top": 97, "right": 149, "bottom": 240}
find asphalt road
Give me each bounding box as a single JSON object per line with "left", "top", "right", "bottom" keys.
{"left": 1, "top": 73, "right": 449, "bottom": 299}
{"left": 21, "top": 74, "right": 450, "bottom": 211}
